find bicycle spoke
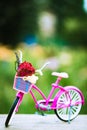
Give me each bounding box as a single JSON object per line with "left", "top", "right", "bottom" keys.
{"left": 55, "top": 89, "right": 82, "bottom": 122}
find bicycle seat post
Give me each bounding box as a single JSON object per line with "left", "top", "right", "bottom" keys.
{"left": 55, "top": 77, "right": 62, "bottom": 85}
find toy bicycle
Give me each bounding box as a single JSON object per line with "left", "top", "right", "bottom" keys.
{"left": 5, "top": 51, "right": 84, "bottom": 127}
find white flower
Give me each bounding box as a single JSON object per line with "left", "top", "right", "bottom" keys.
{"left": 23, "top": 74, "right": 38, "bottom": 84}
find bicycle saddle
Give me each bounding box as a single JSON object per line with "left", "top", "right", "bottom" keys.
{"left": 52, "top": 72, "right": 69, "bottom": 78}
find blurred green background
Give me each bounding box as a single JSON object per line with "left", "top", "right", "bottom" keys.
{"left": 0, "top": 0, "right": 87, "bottom": 114}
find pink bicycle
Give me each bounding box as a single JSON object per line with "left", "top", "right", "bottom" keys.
{"left": 5, "top": 51, "right": 84, "bottom": 127}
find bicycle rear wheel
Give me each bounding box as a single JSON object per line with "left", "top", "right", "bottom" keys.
{"left": 54, "top": 89, "right": 82, "bottom": 122}
{"left": 5, "top": 97, "right": 19, "bottom": 127}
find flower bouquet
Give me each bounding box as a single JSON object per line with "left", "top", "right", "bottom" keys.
{"left": 17, "top": 61, "right": 35, "bottom": 77}
{"left": 13, "top": 61, "right": 37, "bottom": 93}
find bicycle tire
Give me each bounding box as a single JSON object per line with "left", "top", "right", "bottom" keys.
{"left": 5, "top": 96, "right": 19, "bottom": 127}
{"left": 54, "top": 88, "right": 82, "bottom": 122}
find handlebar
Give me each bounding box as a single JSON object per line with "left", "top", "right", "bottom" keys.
{"left": 14, "top": 50, "right": 22, "bottom": 71}
{"left": 35, "top": 62, "right": 50, "bottom": 76}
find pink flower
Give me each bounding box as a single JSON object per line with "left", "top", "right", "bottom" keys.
{"left": 17, "top": 61, "right": 35, "bottom": 76}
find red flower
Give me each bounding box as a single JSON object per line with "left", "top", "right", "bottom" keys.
{"left": 17, "top": 61, "right": 35, "bottom": 76}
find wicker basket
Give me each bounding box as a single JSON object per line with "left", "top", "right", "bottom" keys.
{"left": 13, "top": 76, "right": 32, "bottom": 94}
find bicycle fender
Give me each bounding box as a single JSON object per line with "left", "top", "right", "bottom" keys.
{"left": 64, "top": 86, "right": 84, "bottom": 105}
{"left": 52, "top": 86, "right": 84, "bottom": 108}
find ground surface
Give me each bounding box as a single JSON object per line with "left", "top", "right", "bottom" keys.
{"left": 0, "top": 114, "right": 87, "bottom": 130}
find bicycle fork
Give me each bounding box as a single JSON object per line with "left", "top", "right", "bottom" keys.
{"left": 15, "top": 92, "right": 24, "bottom": 112}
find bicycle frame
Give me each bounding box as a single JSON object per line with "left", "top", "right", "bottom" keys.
{"left": 30, "top": 83, "right": 58, "bottom": 111}
{"left": 15, "top": 77, "right": 61, "bottom": 112}
{"left": 15, "top": 81, "right": 59, "bottom": 112}
{"left": 15, "top": 76, "right": 84, "bottom": 112}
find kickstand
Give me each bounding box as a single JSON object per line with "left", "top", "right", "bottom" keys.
{"left": 68, "top": 106, "right": 72, "bottom": 124}
{"left": 35, "top": 108, "right": 45, "bottom": 116}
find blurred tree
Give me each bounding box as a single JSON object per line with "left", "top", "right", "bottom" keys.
{"left": 0, "top": 0, "right": 20, "bottom": 47}
{"left": 50, "top": 0, "right": 87, "bottom": 47}
{"left": 0, "top": 0, "right": 87, "bottom": 47}
{"left": 0, "top": 0, "right": 37, "bottom": 48}
{"left": 19, "top": 0, "right": 38, "bottom": 40}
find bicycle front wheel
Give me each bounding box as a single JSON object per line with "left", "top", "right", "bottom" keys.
{"left": 5, "top": 97, "right": 19, "bottom": 127}
{"left": 54, "top": 89, "right": 82, "bottom": 122}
